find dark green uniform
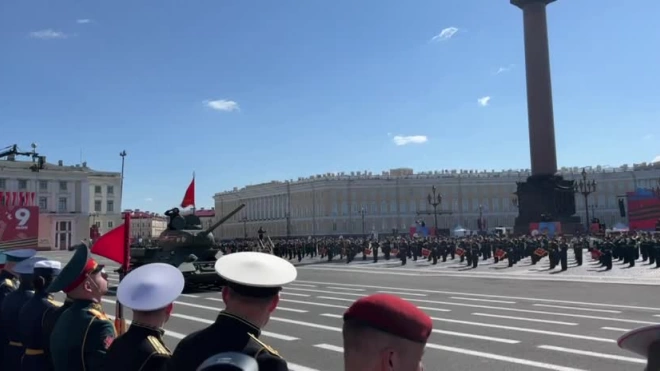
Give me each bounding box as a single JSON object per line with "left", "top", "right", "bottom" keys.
{"left": 42, "top": 298, "right": 73, "bottom": 366}
{"left": 49, "top": 300, "right": 117, "bottom": 371}
{"left": 169, "top": 311, "right": 288, "bottom": 371}
{"left": 0, "top": 278, "right": 34, "bottom": 370}
{"left": 0, "top": 271, "right": 17, "bottom": 366}
{"left": 19, "top": 292, "right": 60, "bottom": 371}
{"left": 105, "top": 323, "right": 171, "bottom": 371}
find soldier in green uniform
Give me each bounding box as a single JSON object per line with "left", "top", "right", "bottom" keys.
{"left": 169, "top": 251, "right": 297, "bottom": 371}
{"left": 18, "top": 259, "right": 62, "bottom": 371}
{"left": 41, "top": 295, "right": 73, "bottom": 366}
{"left": 0, "top": 249, "right": 36, "bottom": 367}
{"left": 105, "top": 263, "right": 185, "bottom": 371}
{"left": 46, "top": 244, "right": 116, "bottom": 371}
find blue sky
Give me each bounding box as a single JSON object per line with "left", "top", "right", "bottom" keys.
{"left": 2, "top": 0, "right": 659, "bottom": 213}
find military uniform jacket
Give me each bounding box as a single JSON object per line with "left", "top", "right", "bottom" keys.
{"left": 1, "top": 285, "right": 34, "bottom": 370}
{"left": 42, "top": 298, "right": 73, "bottom": 365}
{"left": 18, "top": 291, "right": 60, "bottom": 371}
{"left": 104, "top": 323, "right": 170, "bottom": 371}
{"left": 50, "top": 300, "right": 117, "bottom": 371}
{"left": 0, "top": 271, "right": 16, "bottom": 365}
{"left": 168, "top": 311, "right": 288, "bottom": 371}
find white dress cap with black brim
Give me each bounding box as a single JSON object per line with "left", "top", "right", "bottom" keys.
{"left": 117, "top": 263, "right": 185, "bottom": 311}
{"left": 214, "top": 252, "right": 297, "bottom": 298}
{"left": 618, "top": 324, "right": 660, "bottom": 357}
{"left": 13, "top": 256, "right": 48, "bottom": 275}
{"left": 33, "top": 260, "right": 62, "bottom": 275}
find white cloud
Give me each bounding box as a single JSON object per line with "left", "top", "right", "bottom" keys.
{"left": 204, "top": 99, "right": 239, "bottom": 112}
{"left": 495, "top": 64, "right": 515, "bottom": 75}
{"left": 29, "top": 29, "right": 68, "bottom": 39}
{"left": 145, "top": 197, "right": 153, "bottom": 202}
{"left": 477, "top": 96, "right": 491, "bottom": 107}
{"left": 652, "top": 155, "right": 660, "bottom": 164}
{"left": 392, "top": 135, "right": 428, "bottom": 146}
{"left": 431, "top": 27, "right": 459, "bottom": 42}
{"left": 76, "top": 19, "right": 92, "bottom": 24}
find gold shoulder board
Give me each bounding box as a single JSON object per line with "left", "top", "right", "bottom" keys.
{"left": 88, "top": 308, "right": 110, "bottom": 321}
{"left": 147, "top": 336, "right": 170, "bottom": 356}
{"left": 47, "top": 298, "right": 62, "bottom": 307}
{"left": 247, "top": 332, "right": 281, "bottom": 358}
{"left": 3, "top": 278, "right": 14, "bottom": 288}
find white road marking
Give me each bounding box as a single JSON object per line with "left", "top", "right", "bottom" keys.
{"left": 204, "top": 297, "right": 308, "bottom": 313}
{"left": 289, "top": 283, "right": 317, "bottom": 288}
{"left": 430, "top": 316, "right": 616, "bottom": 343}
{"left": 314, "top": 343, "right": 344, "bottom": 353}
{"left": 538, "top": 345, "right": 645, "bottom": 364}
{"left": 319, "top": 313, "right": 343, "bottom": 319}
{"left": 316, "top": 296, "right": 452, "bottom": 313}
{"left": 270, "top": 317, "right": 341, "bottom": 332}
{"left": 471, "top": 313, "right": 578, "bottom": 326}
{"left": 432, "top": 329, "right": 520, "bottom": 344}
{"left": 450, "top": 296, "right": 516, "bottom": 304}
{"left": 601, "top": 326, "right": 631, "bottom": 332}
{"left": 326, "top": 286, "right": 365, "bottom": 291}
{"left": 180, "top": 294, "right": 200, "bottom": 298}
{"left": 295, "top": 279, "right": 660, "bottom": 310}
{"left": 281, "top": 292, "right": 311, "bottom": 297}
{"left": 280, "top": 298, "right": 348, "bottom": 309}
{"left": 376, "top": 290, "right": 428, "bottom": 297}
{"left": 533, "top": 304, "right": 622, "bottom": 314}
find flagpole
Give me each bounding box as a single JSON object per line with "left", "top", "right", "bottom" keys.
{"left": 119, "top": 150, "right": 127, "bottom": 210}
{"left": 192, "top": 171, "right": 196, "bottom": 215}
{"left": 115, "top": 150, "right": 128, "bottom": 335}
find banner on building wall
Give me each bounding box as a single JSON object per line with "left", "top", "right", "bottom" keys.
{"left": 0, "top": 206, "right": 39, "bottom": 249}
{"left": 626, "top": 189, "right": 660, "bottom": 231}
{"left": 529, "top": 222, "right": 562, "bottom": 237}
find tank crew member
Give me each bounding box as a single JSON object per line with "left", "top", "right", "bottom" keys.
{"left": 169, "top": 251, "right": 297, "bottom": 371}
{"left": 105, "top": 263, "right": 184, "bottom": 371}
{"left": 617, "top": 323, "right": 660, "bottom": 370}
{"left": 47, "top": 244, "right": 116, "bottom": 371}
{"left": 18, "top": 259, "right": 61, "bottom": 371}
{"left": 342, "top": 293, "right": 432, "bottom": 371}
{"left": 1, "top": 254, "right": 44, "bottom": 371}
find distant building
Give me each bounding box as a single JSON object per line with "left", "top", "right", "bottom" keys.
{"left": 0, "top": 158, "right": 122, "bottom": 250}
{"left": 213, "top": 164, "right": 660, "bottom": 238}
{"left": 125, "top": 210, "right": 167, "bottom": 240}
{"left": 192, "top": 208, "right": 215, "bottom": 230}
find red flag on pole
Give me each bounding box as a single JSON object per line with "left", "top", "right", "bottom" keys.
{"left": 91, "top": 223, "right": 126, "bottom": 264}
{"left": 180, "top": 174, "right": 195, "bottom": 208}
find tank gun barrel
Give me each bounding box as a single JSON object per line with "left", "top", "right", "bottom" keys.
{"left": 202, "top": 203, "right": 246, "bottom": 235}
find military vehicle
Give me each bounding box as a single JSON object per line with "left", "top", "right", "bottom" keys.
{"left": 130, "top": 203, "right": 246, "bottom": 286}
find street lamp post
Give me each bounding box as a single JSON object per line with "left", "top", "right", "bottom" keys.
{"left": 359, "top": 208, "right": 366, "bottom": 238}
{"left": 574, "top": 168, "right": 597, "bottom": 230}
{"left": 427, "top": 185, "right": 443, "bottom": 234}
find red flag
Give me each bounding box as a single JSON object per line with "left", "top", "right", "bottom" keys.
{"left": 180, "top": 175, "right": 195, "bottom": 208}
{"left": 91, "top": 223, "right": 126, "bottom": 264}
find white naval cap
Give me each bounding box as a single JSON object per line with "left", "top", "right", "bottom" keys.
{"left": 617, "top": 324, "right": 660, "bottom": 358}
{"left": 214, "top": 252, "right": 297, "bottom": 297}
{"left": 34, "top": 260, "right": 62, "bottom": 270}
{"left": 13, "top": 256, "right": 48, "bottom": 275}
{"left": 117, "top": 263, "right": 185, "bottom": 311}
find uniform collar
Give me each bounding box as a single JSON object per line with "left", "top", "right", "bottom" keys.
{"left": 216, "top": 311, "right": 261, "bottom": 337}
{"left": 72, "top": 299, "right": 103, "bottom": 310}
{"left": 130, "top": 322, "right": 165, "bottom": 337}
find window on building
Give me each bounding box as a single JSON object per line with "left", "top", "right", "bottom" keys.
{"left": 389, "top": 200, "right": 396, "bottom": 214}
{"left": 95, "top": 186, "right": 102, "bottom": 194}
{"left": 0, "top": 179, "right": 5, "bottom": 189}
{"left": 39, "top": 197, "right": 48, "bottom": 210}
{"left": 55, "top": 221, "right": 72, "bottom": 250}
{"left": 59, "top": 181, "right": 67, "bottom": 191}
{"left": 107, "top": 185, "right": 114, "bottom": 195}
{"left": 410, "top": 200, "right": 417, "bottom": 213}
{"left": 39, "top": 180, "right": 48, "bottom": 191}
{"left": 380, "top": 201, "right": 387, "bottom": 214}
{"left": 18, "top": 179, "right": 28, "bottom": 189}
{"left": 341, "top": 201, "right": 348, "bottom": 215}
{"left": 58, "top": 197, "right": 67, "bottom": 212}
{"left": 108, "top": 221, "right": 114, "bottom": 229}
{"left": 107, "top": 200, "right": 114, "bottom": 213}
{"left": 95, "top": 221, "right": 101, "bottom": 228}
{"left": 94, "top": 200, "right": 102, "bottom": 212}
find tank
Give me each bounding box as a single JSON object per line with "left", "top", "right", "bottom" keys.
{"left": 129, "top": 203, "right": 246, "bottom": 286}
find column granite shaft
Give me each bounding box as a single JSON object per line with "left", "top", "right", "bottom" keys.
{"left": 512, "top": 0, "right": 558, "bottom": 176}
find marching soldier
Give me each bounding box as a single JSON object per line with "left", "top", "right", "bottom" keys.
{"left": 105, "top": 263, "right": 185, "bottom": 371}
{"left": 18, "top": 259, "right": 62, "bottom": 371}
{"left": 1, "top": 254, "right": 43, "bottom": 371}
{"left": 46, "top": 244, "right": 116, "bottom": 371}
{"left": 41, "top": 296, "right": 73, "bottom": 366}
{"left": 169, "top": 251, "right": 297, "bottom": 371}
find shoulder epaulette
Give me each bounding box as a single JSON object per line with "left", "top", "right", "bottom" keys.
{"left": 47, "top": 298, "right": 62, "bottom": 307}
{"left": 147, "top": 335, "right": 170, "bottom": 356}
{"left": 88, "top": 308, "right": 110, "bottom": 321}
{"left": 248, "top": 332, "right": 281, "bottom": 358}
{"left": 3, "top": 278, "right": 14, "bottom": 289}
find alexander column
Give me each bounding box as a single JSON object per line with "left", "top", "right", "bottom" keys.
{"left": 510, "top": 0, "right": 580, "bottom": 234}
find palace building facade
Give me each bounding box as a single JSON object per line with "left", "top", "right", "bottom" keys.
{"left": 213, "top": 164, "right": 660, "bottom": 239}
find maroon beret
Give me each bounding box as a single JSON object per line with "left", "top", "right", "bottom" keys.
{"left": 343, "top": 293, "right": 433, "bottom": 343}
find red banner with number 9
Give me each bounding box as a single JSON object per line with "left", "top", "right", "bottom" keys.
{"left": 0, "top": 206, "right": 39, "bottom": 250}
